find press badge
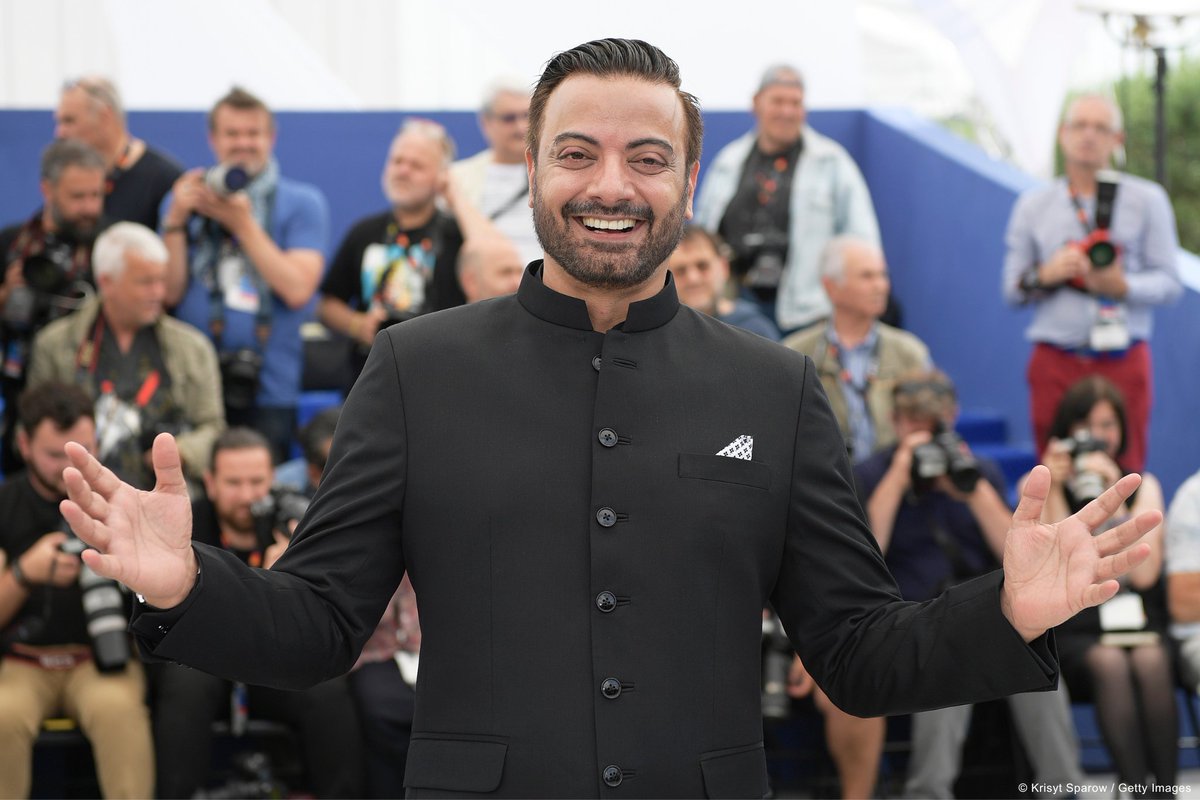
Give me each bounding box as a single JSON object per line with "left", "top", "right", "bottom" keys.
{"left": 1098, "top": 591, "right": 1147, "bottom": 632}
{"left": 1088, "top": 301, "right": 1130, "bottom": 352}
{"left": 218, "top": 252, "right": 261, "bottom": 314}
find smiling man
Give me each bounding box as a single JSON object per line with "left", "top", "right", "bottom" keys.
{"left": 62, "top": 40, "right": 1161, "bottom": 799}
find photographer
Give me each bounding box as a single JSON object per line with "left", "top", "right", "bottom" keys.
{"left": 161, "top": 87, "right": 329, "bottom": 463}
{"left": 28, "top": 222, "right": 224, "bottom": 491}
{"left": 318, "top": 119, "right": 465, "bottom": 383}
{"left": 1003, "top": 94, "right": 1182, "bottom": 473}
{"left": 858, "top": 370, "right": 1082, "bottom": 799}
{"left": 1024, "top": 375, "right": 1174, "bottom": 794}
{"left": 0, "top": 381, "right": 152, "bottom": 799}
{"left": 150, "top": 427, "right": 363, "bottom": 799}
{"left": 0, "top": 138, "right": 108, "bottom": 474}
{"left": 693, "top": 64, "right": 880, "bottom": 333}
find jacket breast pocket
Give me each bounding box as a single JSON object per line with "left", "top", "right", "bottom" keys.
{"left": 404, "top": 733, "right": 508, "bottom": 795}
{"left": 700, "top": 741, "right": 770, "bottom": 798}
{"left": 679, "top": 453, "right": 771, "bottom": 491}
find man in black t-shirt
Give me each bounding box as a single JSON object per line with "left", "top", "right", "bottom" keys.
{"left": 55, "top": 76, "right": 183, "bottom": 230}
{"left": 0, "top": 381, "right": 152, "bottom": 798}
{"left": 318, "top": 119, "right": 464, "bottom": 380}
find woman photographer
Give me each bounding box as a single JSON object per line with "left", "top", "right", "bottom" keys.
{"left": 1022, "top": 375, "right": 1175, "bottom": 795}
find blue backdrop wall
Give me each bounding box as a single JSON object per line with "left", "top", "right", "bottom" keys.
{"left": 1, "top": 108, "right": 1195, "bottom": 498}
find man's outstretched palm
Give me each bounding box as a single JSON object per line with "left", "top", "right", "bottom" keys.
{"left": 1000, "top": 465, "right": 1157, "bottom": 642}
{"left": 61, "top": 433, "right": 197, "bottom": 608}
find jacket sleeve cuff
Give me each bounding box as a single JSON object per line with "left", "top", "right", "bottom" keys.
{"left": 129, "top": 545, "right": 207, "bottom": 659}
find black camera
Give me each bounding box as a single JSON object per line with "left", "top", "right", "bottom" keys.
{"left": 1072, "top": 171, "right": 1120, "bottom": 269}
{"left": 59, "top": 532, "right": 130, "bottom": 672}
{"left": 1062, "top": 430, "right": 1110, "bottom": 504}
{"left": 761, "top": 612, "right": 794, "bottom": 720}
{"left": 733, "top": 229, "right": 789, "bottom": 288}
{"left": 219, "top": 348, "right": 263, "bottom": 411}
{"left": 3, "top": 243, "right": 91, "bottom": 332}
{"left": 911, "top": 424, "right": 981, "bottom": 494}
{"left": 251, "top": 487, "right": 310, "bottom": 548}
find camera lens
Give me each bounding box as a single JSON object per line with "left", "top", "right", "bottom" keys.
{"left": 1087, "top": 240, "right": 1117, "bottom": 268}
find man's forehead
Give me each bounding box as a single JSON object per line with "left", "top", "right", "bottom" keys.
{"left": 57, "top": 164, "right": 105, "bottom": 185}
{"left": 542, "top": 75, "right": 685, "bottom": 148}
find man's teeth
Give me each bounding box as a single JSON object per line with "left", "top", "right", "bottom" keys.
{"left": 581, "top": 217, "right": 636, "bottom": 231}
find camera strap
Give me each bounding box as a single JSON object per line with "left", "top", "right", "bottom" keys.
{"left": 200, "top": 188, "right": 277, "bottom": 353}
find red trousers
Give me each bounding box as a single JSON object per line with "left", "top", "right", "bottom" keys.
{"left": 1027, "top": 341, "right": 1151, "bottom": 473}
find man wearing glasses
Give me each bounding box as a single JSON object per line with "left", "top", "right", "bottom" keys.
{"left": 1002, "top": 94, "right": 1181, "bottom": 473}
{"left": 55, "top": 76, "right": 182, "bottom": 231}
{"left": 450, "top": 77, "right": 539, "bottom": 265}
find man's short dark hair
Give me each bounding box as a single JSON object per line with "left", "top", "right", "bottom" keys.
{"left": 41, "top": 138, "right": 106, "bottom": 184}
{"left": 1047, "top": 375, "right": 1128, "bottom": 458}
{"left": 299, "top": 406, "right": 340, "bottom": 471}
{"left": 527, "top": 38, "right": 703, "bottom": 169}
{"left": 210, "top": 427, "right": 272, "bottom": 472}
{"left": 18, "top": 381, "right": 95, "bottom": 434}
{"left": 679, "top": 226, "right": 732, "bottom": 261}
{"left": 892, "top": 369, "right": 957, "bottom": 421}
{"left": 208, "top": 86, "right": 275, "bottom": 132}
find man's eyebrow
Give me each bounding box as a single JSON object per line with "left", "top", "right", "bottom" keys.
{"left": 551, "top": 132, "right": 600, "bottom": 148}
{"left": 626, "top": 137, "right": 675, "bottom": 156}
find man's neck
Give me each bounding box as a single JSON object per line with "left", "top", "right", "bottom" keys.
{"left": 757, "top": 131, "right": 800, "bottom": 156}
{"left": 542, "top": 258, "right": 666, "bottom": 332}
{"left": 220, "top": 524, "right": 258, "bottom": 551}
{"left": 102, "top": 307, "right": 145, "bottom": 354}
{"left": 101, "top": 132, "right": 132, "bottom": 171}
{"left": 1065, "top": 162, "right": 1100, "bottom": 197}
{"left": 24, "top": 471, "right": 64, "bottom": 504}
{"left": 831, "top": 312, "right": 875, "bottom": 348}
{"left": 392, "top": 203, "right": 436, "bottom": 230}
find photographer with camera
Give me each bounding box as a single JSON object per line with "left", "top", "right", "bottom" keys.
{"left": 318, "top": 119, "right": 465, "bottom": 383}
{"left": 161, "top": 87, "right": 329, "bottom": 463}
{"left": 27, "top": 222, "right": 224, "bottom": 492}
{"left": 150, "top": 427, "right": 363, "bottom": 799}
{"left": 1023, "top": 375, "right": 1175, "bottom": 794}
{"left": 694, "top": 64, "right": 880, "bottom": 334}
{"left": 0, "top": 381, "right": 152, "bottom": 799}
{"left": 858, "top": 369, "right": 1083, "bottom": 799}
{"left": 0, "top": 138, "right": 109, "bottom": 475}
{"left": 1003, "top": 94, "right": 1182, "bottom": 474}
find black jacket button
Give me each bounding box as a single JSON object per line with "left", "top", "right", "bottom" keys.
{"left": 596, "top": 591, "right": 617, "bottom": 612}
{"left": 601, "top": 678, "right": 622, "bottom": 699}
{"left": 592, "top": 355, "right": 602, "bottom": 371}
{"left": 598, "top": 428, "right": 618, "bottom": 447}
{"left": 602, "top": 765, "right": 622, "bottom": 787}
{"left": 596, "top": 507, "right": 616, "bottom": 527}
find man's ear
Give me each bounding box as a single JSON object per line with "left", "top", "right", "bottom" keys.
{"left": 684, "top": 161, "right": 700, "bottom": 220}
{"left": 525, "top": 148, "right": 536, "bottom": 209}
{"left": 15, "top": 427, "right": 30, "bottom": 462}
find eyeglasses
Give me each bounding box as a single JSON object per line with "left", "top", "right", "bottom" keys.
{"left": 488, "top": 111, "right": 529, "bottom": 125}
{"left": 1065, "top": 121, "right": 1116, "bottom": 135}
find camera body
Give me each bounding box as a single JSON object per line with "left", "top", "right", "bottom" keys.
{"left": 1071, "top": 170, "right": 1120, "bottom": 270}
{"left": 733, "top": 229, "right": 789, "bottom": 288}
{"left": 911, "top": 425, "right": 982, "bottom": 494}
{"left": 205, "top": 163, "right": 250, "bottom": 197}
{"left": 1062, "top": 430, "right": 1111, "bottom": 504}
{"left": 760, "top": 613, "right": 793, "bottom": 719}
{"left": 219, "top": 348, "right": 263, "bottom": 411}
{"left": 3, "top": 241, "right": 90, "bottom": 332}
{"left": 59, "top": 532, "right": 130, "bottom": 672}
{"left": 251, "top": 487, "right": 311, "bottom": 548}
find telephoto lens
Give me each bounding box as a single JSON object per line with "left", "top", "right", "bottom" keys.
{"left": 205, "top": 163, "right": 250, "bottom": 196}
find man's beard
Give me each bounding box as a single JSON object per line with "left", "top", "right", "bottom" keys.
{"left": 51, "top": 206, "right": 100, "bottom": 246}
{"left": 533, "top": 184, "right": 689, "bottom": 291}
{"left": 26, "top": 458, "right": 66, "bottom": 500}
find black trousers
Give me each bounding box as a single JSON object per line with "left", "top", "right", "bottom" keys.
{"left": 348, "top": 659, "right": 416, "bottom": 799}
{"left": 150, "top": 662, "right": 365, "bottom": 798}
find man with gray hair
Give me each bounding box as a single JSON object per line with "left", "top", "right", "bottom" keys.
{"left": 0, "top": 137, "right": 109, "bottom": 473}
{"left": 1003, "top": 93, "right": 1181, "bottom": 474}
{"left": 695, "top": 64, "right": 880, "bottom": 334}
{"left": 784, "top": 235, "right": 929, "bottom": 462}
{"left": 450, "top": 77, "right": 540, "bottom": 264}
{"left": 29, "top": 222, "right": 224, "bottom": 490}
{"left": 319, "top": 118, "right": 465, "bottom": 381}
{"left": 55, "top": 75, "right": 183, "bottom": 230}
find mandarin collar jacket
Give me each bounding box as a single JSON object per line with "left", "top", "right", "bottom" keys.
{"left": 134, "top": 263, "right": 1056, "bottom": 798}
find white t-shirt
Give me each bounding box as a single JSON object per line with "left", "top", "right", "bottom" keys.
{"left": 480, "top": 162, "right": 541, "bottom": 266}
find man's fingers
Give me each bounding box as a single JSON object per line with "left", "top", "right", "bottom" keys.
{"left": 63, "top": 441, "right": 123, "bottom": 500}
{"left": 59, "top": 498, "right": 111, "bottom": 552}
{"left": 1080, "top": 578, "right": 1121, "bottom": 611}
{"left": 1093, "top": 542, "right": 1152, "bottom": 583}
{"left": 63, "top": 466, "right": 112, "bottom": 521}
{"left": 1012, "top": 464, "right": 1051, "bottom": 525}
{"left": 1075, "top": 473, "right": 1142, "bottom": 530}
{"left": 152, "top": 433, "right": 189, "bottom": 497}
{"left": 1092, "top": 508, "right": 1163, "bottom": 557}
{"left": 80, "top": 547, "right": 126, "bottom": 584}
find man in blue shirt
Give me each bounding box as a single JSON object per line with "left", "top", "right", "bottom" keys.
{"left": 1002, "top": 94, "right": 1181, "bottom": 473}
{"left": 161, "top": 87, "right": 330, "bottom": 463}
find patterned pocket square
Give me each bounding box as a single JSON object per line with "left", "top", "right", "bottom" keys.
{"left": 717, "top": 435, "right": 754, "bottom": 461}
